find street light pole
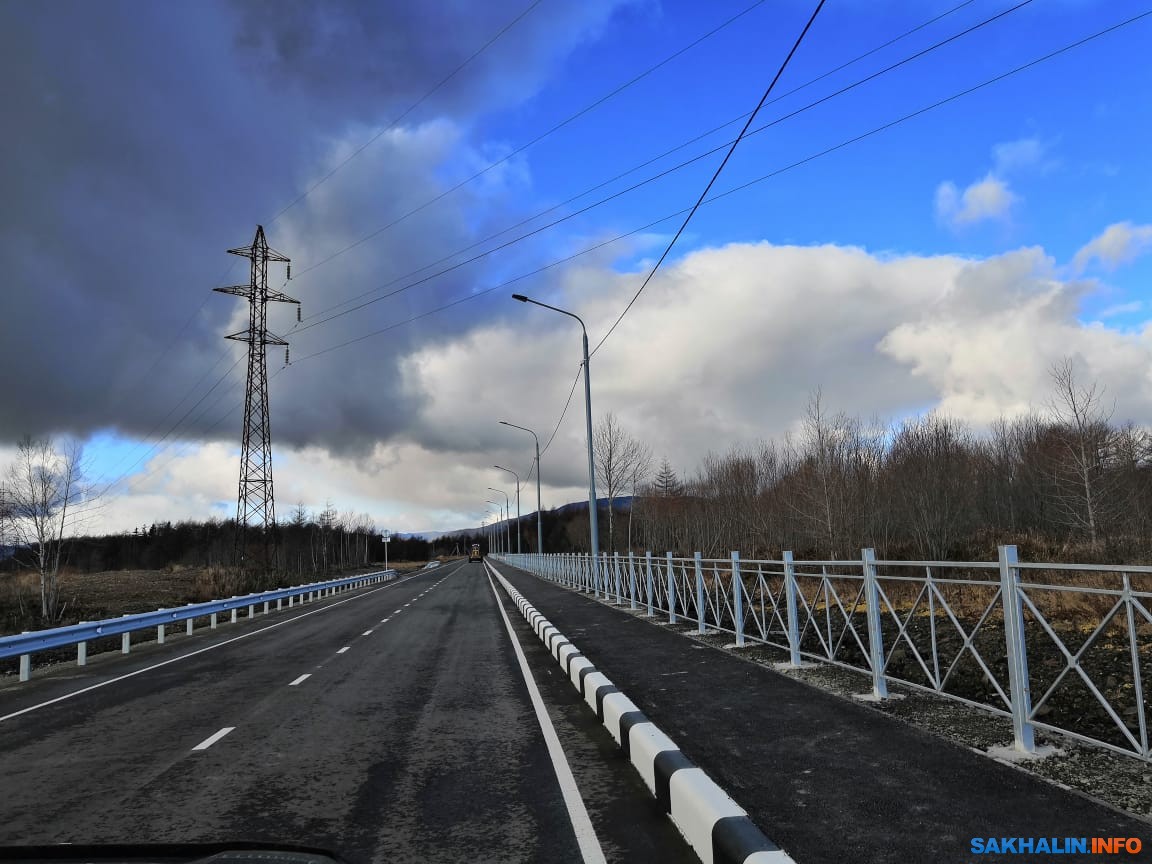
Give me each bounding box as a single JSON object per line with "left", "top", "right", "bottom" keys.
{"left": 500, "top": 421, "right": 543, "bottom": 556}
{"left": 485, "top": 501, "right": 501, "bottom": 554}
{"left": 494, "top": 465, "right": 521, "bottom": 555}
{"left": 488, "top": 487, "right": 510, "bottom": 556}
{"left": 512, "top": 294, "right": 601, "bottom": 595}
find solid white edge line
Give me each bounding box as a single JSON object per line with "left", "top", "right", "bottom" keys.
{"left": 191, "top": 726, "right": 234, "bottom": 751}
{"left": 1, "top": 562, "right": 464, "bottom": 723}
{"left": 288, "top": 673, "right": 311, "bottom": 686}
{"left": 485, "top": 570, "right": 607, "bottom": 864}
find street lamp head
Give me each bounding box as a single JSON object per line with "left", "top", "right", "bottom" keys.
{"left": 511, "top": 293, "right": 528, "bottom": 302}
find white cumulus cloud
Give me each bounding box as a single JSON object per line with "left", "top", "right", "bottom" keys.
{"left": 1073, "top": 222, "right": 1152, "bottom": 273}
{"left": 935, "top": 174, "right": 1016, "bottom": 227}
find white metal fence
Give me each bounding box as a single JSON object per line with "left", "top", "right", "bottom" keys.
{"left": 496, "top": 548, "right": 1152, "bottom": 763}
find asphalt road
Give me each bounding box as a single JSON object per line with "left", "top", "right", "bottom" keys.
{"left": 0, "top": 561, "right": 696, "bottom": 864}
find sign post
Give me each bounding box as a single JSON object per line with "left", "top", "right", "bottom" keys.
{"left": 382, "top": 531, "right": 391, "bottom": 572}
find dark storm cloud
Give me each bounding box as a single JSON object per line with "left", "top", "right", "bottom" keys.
{"left": 0, "top": 0, "right": 632, "bottom": 454}
{"left": 228, "top": 0, "right": 626, "bottom": 122}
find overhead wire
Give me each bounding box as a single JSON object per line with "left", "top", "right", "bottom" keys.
{"left": 72, "top": 0, "right": 549, "bottom": 513}
{"left": 81, "top": 0, "right": 994, "bottom": 489}
{"left": 295, "top": 0, "right": 983, "bottom": 322}
{"left": 266, "top": 0, "right": 548, "bottom": 226}
{"left": 289, "top": 0, "right": 773, "bottom": 280}
{"left": 288, "top": 0, "right": 1033, "bottom": 339}
{"left": 75, "top": 7, "right": 1152, "bottom": 524}
{"left": 589, "top": 0, "right": 828, "bottom": 357}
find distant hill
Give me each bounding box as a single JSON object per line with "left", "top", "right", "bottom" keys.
{"left": 419, "top": 496, "right": 633, "bottom": 539}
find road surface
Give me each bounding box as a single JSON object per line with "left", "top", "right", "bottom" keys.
{"left": 0, "top": 560, "right": 695, "bottom": 864}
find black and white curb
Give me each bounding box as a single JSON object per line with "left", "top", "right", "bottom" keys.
{"left": 486, "top": 561, "right": 795, "bottom": 864}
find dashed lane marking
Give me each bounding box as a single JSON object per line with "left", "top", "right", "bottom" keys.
{"left": 192, "top": 727, "right": 234, "bottom": 751}
{"left": 288, "top": 674, "right": 311, "bottom": 686}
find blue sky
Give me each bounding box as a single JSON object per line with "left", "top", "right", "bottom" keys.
{"left": 4, "top": 0, "right": 1151, "bottom": 534}
{"left": 473, "top": 0, "right": 1151, "bottom": 306}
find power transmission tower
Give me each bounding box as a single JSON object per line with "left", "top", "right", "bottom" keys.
{"left": 213, "top": 225, "right": 298, "bottom": 569}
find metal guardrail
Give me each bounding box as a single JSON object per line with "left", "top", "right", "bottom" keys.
{"left": 496, "top": 549, "right": 1152, "bottom": 764}
{"left": 1, "top": 568, "right": 398, "bottom": 680}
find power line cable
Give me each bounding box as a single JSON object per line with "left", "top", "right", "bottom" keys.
{"left": 75, "top": 8, "right": 1152, "bottom": 525}
{"left": 285, "top": 9, "right": 1152, "bottom": 369}
{"left": 290, "top": 0, "right": 772, "bottom": 279}
{"left": 78, "top": 2, "right": 548, "bottom": 498}
{"left": 81, "top": 0, "right": 991, "bottom": 497}
{"left": 291, "top": 0, "right": 1029, "bottom": 338}
{"left": 590, "top": 0, "right": 827, "bottom": 357}
{"left": 296, "top": 0, "right": 982, "bottom": 320}
{"left": 266, "top": 0, "right": 548, "bottom": 226}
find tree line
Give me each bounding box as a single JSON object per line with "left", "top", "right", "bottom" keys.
{"left": 613, "top": 360, "right": 1152, "bottom": 562}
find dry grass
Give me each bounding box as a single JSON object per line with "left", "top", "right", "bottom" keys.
{"left": 0, "top": 561, "right": 425, "bottom": 636}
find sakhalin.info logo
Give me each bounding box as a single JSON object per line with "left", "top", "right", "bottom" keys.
{"left": 970, "top": 837, "right": 1143, "bottom": 854}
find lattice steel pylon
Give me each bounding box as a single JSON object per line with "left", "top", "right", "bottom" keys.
{"left": 213, "top": 225, "right": 298, "bottom": 568}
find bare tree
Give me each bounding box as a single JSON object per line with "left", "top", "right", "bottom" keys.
{"left": 625, "top": 441, "right": 653, "bottom": 552}
{"left": 594, "top": 412, "right": 649, "bottom": 552}
{"left": 1047, "top": 358, "right": 1119, "bottom": 549}
{"left": 3, "top": 436, "right": 85, "bottom": 621}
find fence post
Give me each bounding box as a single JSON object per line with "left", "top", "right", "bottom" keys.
{"left": 19, "top": 635, "right": 30, "bottom": 681}
{"left": 667, "top": 552, "right": 677, "bottom": 623}
{"left": 614, "top": 551, "right": 623, "bottom": 604}
{"left": 861, "top": 548, "right": 888, "bottom": 699}
{"left": 230, "top": 608, "right": 238, "bottom": 624}
{"left": 628, "top": 551, "right": 638, "bottom": 610}
{"left": 645, "top": 551, "right": 654, "bottom": 616}
{"left": 732, "top": 551, "right": 744, "bottom": 647}
{"left": 999, "top": 544, "right": 1035, "bottom": 753}
{"left": 695, "top": 552, "right": 706, "bottom": 634}
{"left": 783, "top": 551, "right": 802, "bottom": 667}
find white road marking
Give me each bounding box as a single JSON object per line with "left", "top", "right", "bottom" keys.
{"left": 485, "top": 570, "right": 607, "bottom": 864}
{"left": 192, "top": 726, "right": 234, "bottom": 751}
{"left": 337, "top": 646, "right": 350, "bottom": 654}
{"left": 380, "top": 618, "right": 390, "bottom": 623}
{"left": 362, "top": 630, "right": 373, "bottom": 636}
{"left": 288, "top": 673, "right": 311, "bottom": 686}
{"left": 0, "top": 565, "right": 457, "bottom": 724}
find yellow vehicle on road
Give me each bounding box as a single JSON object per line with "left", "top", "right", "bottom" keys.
{"left": 468, "top": 544, "right": 482, "bottom": 562}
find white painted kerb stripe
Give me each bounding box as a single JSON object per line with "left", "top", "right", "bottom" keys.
{"left": 192, "top": 726, "right": 234, "bottom": 751}
{"left": 288, "top": 673, "right": 311, "bottom": 686}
